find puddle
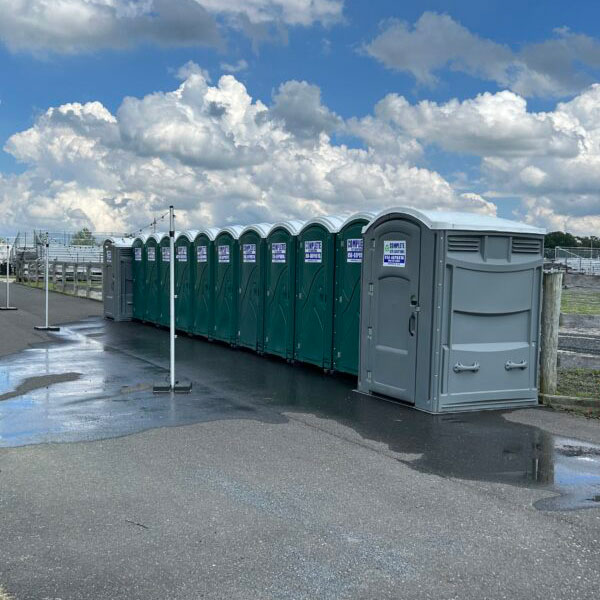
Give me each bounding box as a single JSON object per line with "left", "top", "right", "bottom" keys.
{"left": 0, "top": 372, "right": 81, "bottom": 401}
{"left": 0, "top": 317, "right": 599, "bottom": 512}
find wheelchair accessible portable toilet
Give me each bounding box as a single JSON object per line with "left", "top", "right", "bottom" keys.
{"left": 237, "top": 223, "right": 271, "bottom": 352}
{"left": 214, "top": 226, "right": 244, "bottom": 345}
{"left": 333, "top": 212, "right": 375, "bottom": 375}
{"left": 132, "top": 235, "right": 148, "bottom": 321}
{"left": 192, "top": 227, "right": 219, "bottom": 339}
{"left": 264, "top": 220, "right": 304, "bottom": 361}
{"left": 358, "top": 207, "right": 545, "bottom": 413}
{"left": 175, "top": 231, "right": 197, "bottom": 333}
{"left": 103, "top": 237, "right": 134, "bottom": 321}
{"left": 295, "top": 216, "right": 345, "bottom": 371}
{"left": 144, "top": 233, "right": 163, "bottom": 324}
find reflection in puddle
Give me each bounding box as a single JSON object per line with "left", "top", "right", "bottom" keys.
{"left": 0, "top": 317, "right": 599, "bottom": 512}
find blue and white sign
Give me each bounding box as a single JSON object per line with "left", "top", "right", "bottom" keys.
{"left": 106, "top": 249, "right": 112, "bottom": 264}
{"left": 218, "top": 245, "right": 230, "bottom": 263}
{"left": 147, "top": 247, "right": 156, "bottom": 262}
{"left": 243, "top": 243, "right": 256, "bottom": 263}
{"left": 383, "top": 240, "right": 406, "bottom": 267}
{"left": 346, "top": 238, "right": 363, "bottom": 263}
{"left": 305, "top": 240, "right": 322, "bottom": 263}
{"left": 272, "top": 242, "right": 286, "bottom": 264}
{"left": 134, "top": 247, "right": 142, "bottom": 261}
{"left": 161, "top": 247, "right": 170, "bottom": 262}
{"left": 176, "top": 246, "right": 187, "bottom": 262}
{"left": 197, "top": 245, "right": 207, "bottom": 263}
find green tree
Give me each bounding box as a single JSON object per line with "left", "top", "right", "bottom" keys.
{"left": 544, "top": 231, "right": 578, "bottom": 249}
{"left": 71, "top": 228, "right": 95, "bottom": 246}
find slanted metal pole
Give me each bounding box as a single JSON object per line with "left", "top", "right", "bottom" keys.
{"left": 169, "top": 206, "right": 176, "bottom": 390}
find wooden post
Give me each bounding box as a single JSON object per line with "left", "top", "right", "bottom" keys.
{"left": 73, "top": 263, "right": 78, "bottom": 297}
{"left": 86, "top": 264, "right": 91, "bottom": 298}
{"left": 61, "top": 262, "right": 66, "bottom": 292}
{"left": 540, "top": 270, "right": 563, "bottom": 395}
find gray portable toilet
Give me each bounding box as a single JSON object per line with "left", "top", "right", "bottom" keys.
{"left": 103, "top": 237, "right": 134, "bottom": 322}
{"left": 358, "top": 207, "right": 545, "bottom": 413}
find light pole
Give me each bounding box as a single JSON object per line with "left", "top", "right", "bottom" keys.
{"left": 34, "top": 233, "right": 60, "bottom": 332}
{"left": 0, "top": 241, "right": 17, "bottom": 311}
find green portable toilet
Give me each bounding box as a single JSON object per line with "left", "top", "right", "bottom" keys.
{"left": 132, "top": 235, "right": 148, "bottom": 321}
{"left": 295, "top": 216, "right": 345, "bottom": 371}
{"left": 158, "top": 233, "right": 173, "bottom": 328}
{"left": 192, "top": 227, "right": 219, "bottom": 339}
{"left": 264, "top": 220, "right": 305, "bottom": 361}
{"left": 332, "top": 212, "right": 375, "bottom": 375}
{"left": 144, "top": 233, "right": 163, "bottom": 324}
{"left": 237, "top": 223, "right": 271, "bottom": 352}
{"left": 213, "top": 226, "right": 244, "bottom": 345}
{"left": 175, "top": 231, "right": 197, "bottom": 333}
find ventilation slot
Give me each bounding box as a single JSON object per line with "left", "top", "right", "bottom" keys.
{"left": 512, "top": 238, "right": 541, "bottom": 254}
{"left": 448, "top": 236, "right": 481, "bottom": 253}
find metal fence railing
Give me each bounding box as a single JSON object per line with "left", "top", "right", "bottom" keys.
{"left": 551, "top": 247, "right": 600, "bottom": 276}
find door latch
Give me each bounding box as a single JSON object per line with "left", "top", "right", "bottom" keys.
{"left": 453, "top": 362, "right": 480, "bottom": 373}
{"left": 505, "top": 360, "right": 527, "bottom": 371}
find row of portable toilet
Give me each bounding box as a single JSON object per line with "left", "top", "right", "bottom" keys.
{"left": 124, "top": 213, "right": 373, "bottom": 375}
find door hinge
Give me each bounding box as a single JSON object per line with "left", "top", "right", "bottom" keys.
{"left": 337, "top": 351, "right": 342, "bottom": 358}
{"left": 368, "top": 283, "right": 374, "bottom": 296}
{"left": 367, "top": 370, "right": 372, "bottom": 382}
{"left": 367, "top": 326, "right": 373, "bottom": 339}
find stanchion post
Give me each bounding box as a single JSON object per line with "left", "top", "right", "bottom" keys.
{"left": 153, "top": 207, "right": 191, "bottom": 393}
{"left": 1, "top": 241, "right": 17, "bottom": 310}
{"left": 34, "top": 233, "right": 60, "bottom": 332}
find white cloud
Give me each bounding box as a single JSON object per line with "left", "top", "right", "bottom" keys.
{"left": 368, "top": 85, "right": 600, "bottom": 234}
{"left": 0, "top": 0, "right": 344, "bottom": 54}
{"left": 3, "top": 65, "right": 488, "bottom": 234}
{"left": 364, "top": 12, "right": 600, "bottom": 98}
{"left": 220, "top": 59, "right": 249, "bottom": 73}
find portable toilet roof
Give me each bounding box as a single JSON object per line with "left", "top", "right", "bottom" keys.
{"left": 149, "top": 232, "right": 168, "bottom": 243}
{"left": 340, "top": 211, "right": 376, "bottom": 229}
{"left": 195, "top": 227, "right": 220, "bottom": 241}
{"left": 300, "top": 215, "right": 346, "bottom": 233}
{"left": 133, "top": 233, "right": 150, "bottom": 244}
{"left": 364, "top": 207, "right": 546, "bottom": 235}
{"left": 239, "top": 223, "right": 272, "bottom": 238}
{"left": 176, "top": 230, "right": 198, "bottom": 243}
{"left": 217, "top": 225, "right": 245, "bottom": 239}
{"left": 104, "top": 236, "right": 134, "bottom": 247}
{"left": 268, "top": 219, "right": 306, "bottom": 236}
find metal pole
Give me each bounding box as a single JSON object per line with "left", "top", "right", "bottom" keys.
{"left": 169, "top": 206, "right": 175, "bottom": 390}
{"left": 34, "top": 233, "right": 59, "bottom": 331}
{"left": 0, "top": 241, "right": 17, "bottom": 310}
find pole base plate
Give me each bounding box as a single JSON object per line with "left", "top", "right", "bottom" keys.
{"left": 152, "top": 380, "right": 193, "bottom": 394}
{"left": 0, "top": 307, "right": 17, "bottom": 311}
{"left": 34, "top": 325, "right": 60, "bottom": 331}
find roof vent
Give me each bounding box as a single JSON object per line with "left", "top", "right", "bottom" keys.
{"left": 512, "top": 238, "right": 541, "bottom": 254}
{"left": 447, "top": 235, "right": 481, "bottom": 253}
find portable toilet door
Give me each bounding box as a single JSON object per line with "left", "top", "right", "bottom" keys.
{"left": 333, "top": 212, "right": 375, "bottom": 376}
{"left": 103, "top": 237, "right": 134, "bottom": 321}
{"left": 264, "top": 220, "right": 304, "bottom": 361}
{"left": 357, "top": 207, "right": 545, "bottom": 414}
{"left": 158, "top": 233, "right": 173, "bottom": 327}
{"left": 132, "top": 235, "right": 147, "bottom": 321}
{"left": 192, "top": 228, "right": 219, "bottom": 339}
{"left": 213, "top": 226, "right": 243, "bottom": 345}
{"left": 175, "top": 231, "right": 196, "bottom": 333}
{"left": 295, "top": 216, "right": 345, "bottom": 371}
{"left": 237, "top": 223, "right": 271, "bottom": 352}
{"left": 144, "top": 234, "right": 162, "bottom": 324}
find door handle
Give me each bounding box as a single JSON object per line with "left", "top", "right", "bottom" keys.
{"left": 505, "top": 360, "right": 527, "bottom": 371}
{"left": 453, "top": 362, "right": 480, "bottom": 373}
{"left": 408, "top": 313, "right": 416, "bottom": 336}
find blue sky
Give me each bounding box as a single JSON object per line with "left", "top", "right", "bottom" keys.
{"left": 1, "top": 1, "right": 600, "bottom": 235}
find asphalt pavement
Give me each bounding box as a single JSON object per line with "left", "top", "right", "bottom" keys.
{"left": 0, "top": 284, "right": 599, "bottom": 600}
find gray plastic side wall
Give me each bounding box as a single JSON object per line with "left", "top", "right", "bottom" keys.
{"left": 103, "top": 246, "right": 133, "bottom": 322}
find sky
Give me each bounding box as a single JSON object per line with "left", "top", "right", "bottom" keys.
{"left": 1, "top": 1, "right": 600, "bottom": 236}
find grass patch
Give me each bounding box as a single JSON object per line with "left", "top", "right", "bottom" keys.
{"left": 557, "top": 368, "right": 600, "bottom": 399}
{"left": 561, "top": 289, "right": 600, "bottom": 315}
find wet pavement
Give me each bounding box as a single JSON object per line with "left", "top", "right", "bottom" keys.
{"left": 1, "top": 316, "right": 599, "bottom": 512}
